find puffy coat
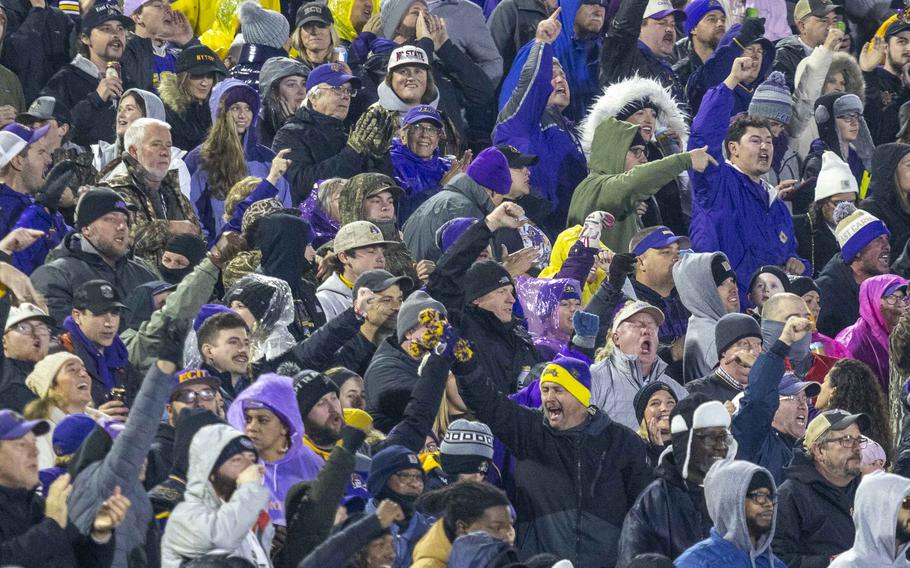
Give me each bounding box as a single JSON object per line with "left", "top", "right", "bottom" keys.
{"left": 835, "top": 274, "right": 908, "bottom": 389}
{"left": 272, "top": 105, "right": 372, "bottom": 203}
{"left": 617, "top": 450, "right": 712, "bottom": 565}
{"left": 771, "top": 447, "right": 859, "bottom": 568}
{"left": 863, "top": 65, "right": 910, "bottom": 146}
{"left": 770, "top": 35, "right": 809, "bottom": 91}
{"left": 31, "top": 232, "right": 157, "bottom": 325}
{"left": 402, "top": 173, "right": 494, "bottom": 262}
{"left": 814, "top": 252, "right": 861, "bottom": 338}
{"left": 861, "top": 143, "right": 910, "bottom": 256}
{"left": 567, "top": 116, "right": 692, "bottom": 255}
{"left": 411, "top": 519, "right": 452, "bottom": 568}
{"left": 455, "top": 364, "right": 652, "bottom": 567}
{"left": 688, "top": 83, "right": 807, "bottom": 305}
{"left": 183, "top": 78, "right": 292, "bottom": 243}
{"left": 493, "top": 40, "right": 587, "bottom": 237}
{"left": 161, "top": 424, "right": 274, "bottom": 567}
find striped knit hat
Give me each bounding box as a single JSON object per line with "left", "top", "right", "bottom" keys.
{"left": 833, "top": 203, "right": 890, "bottom": 264}
{"left": 748, "top": 71, "right": 792, "bottom": 126}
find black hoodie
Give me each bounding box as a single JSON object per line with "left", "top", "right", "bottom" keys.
{"left": 861, "top": 143, "right": 910, "bottom": 256}
{"left": 256, "top": 213, "right": 325, "bottom": 340}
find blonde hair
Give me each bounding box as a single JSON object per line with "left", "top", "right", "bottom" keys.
{"left": 223, "top": 176, "right": 264, "bottom": 222}
{"left": 23, "top": 385, "right": 66, "bottom": 421}
{"left": 290, "top": 25, "right": 342, "bottom": 64}
{"left": 158, "top": 71, "right": 196, "bottom": 114}
{"left": 200, "top": 100, "right": 249, "bottom": 201}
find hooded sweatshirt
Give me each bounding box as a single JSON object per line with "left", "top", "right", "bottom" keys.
{"left": 549, "top": 0, "right": 602, "bottom": 122}
{"left": 566, "top": 116, "right": 692, "bottom": 254}
{"left": 674, "top": 252, "right": 733, "bottom": 382}
{"left": 184, "top": 78, "right": 292, "bottom": 244}
{"left": 226, "top": 373, "right": 323, "bottom": 525}
{"left": 676, "top": 460, "right": 786, "bottom": 568}
{"left": 160, "top": 423, "right": 273, "bottom": 568}
{"left": 829, "top": 472, "right": 910, "bottom": 568}
{"left": 861, "top": 143, "right": 910, "bottom": 256}
{"left": 835, "top": 274, "right": 908, "bottom": 389}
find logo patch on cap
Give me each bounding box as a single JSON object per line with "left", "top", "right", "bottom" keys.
{"left": 721, "top": 260, "right": 731, "bottom": 271}
{"left": 195, "top": 53, "right": 215, "bottom": 63}
{"left": 408, "top": 454, "right": 419, "bottom": 465}
{"left": 238, "top": 437, "right": 256, "bottom": 450}
{"left": 305, "top": 5, "right": 322, "bottom": 13}
{"left": 498, "top": 275, "right": 510, "bottom": 284}
{"left": 100, "top": 284, "right": 114, "bottom": 299}
{"left": 178, "top": 369, "right": 208, "bottom": 383}
{"left": 115, "top": 200, "right": 127, "bottom": 209}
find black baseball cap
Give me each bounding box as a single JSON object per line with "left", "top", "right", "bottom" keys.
{"left": 353, "top": 269, "right": 414, "bottom": 298}
{"left": 296, "top": 2, "right": 333, "bottom": 27}
{"left": 81, "top": 3, "right": 134, "bottom": 32}
{"left": 73, "top": 279, "right": 128, "bottom": 313}
{"left": 176, "top": 45, "right": 228, "bottom": 76}
{"left": 495, "top": 144, "right": 539, "bottom": 168}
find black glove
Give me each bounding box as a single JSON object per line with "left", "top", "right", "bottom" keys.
{"left": 35, "top": 161, "right": 79, "bottom": 211}
{"left": 735, "top": 17, "right": 765, "bottom": 48}
{"left": 608, "top": 253, "right": 637, "bottom": 289}
{"left": 157, "top": 316, "right": 190, "bottom": 366}
{"left": 340, "top": 425, "right": 367, "bottom": 452}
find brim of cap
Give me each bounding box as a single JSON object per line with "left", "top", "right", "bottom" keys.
{"left": 366, "top": 185, "right": 405, "bottom": 199}
{"left": 829, "top": 412, "right": 871, "bottom": 433}
{"left": 74, "top": 301, "right": 129, "bottom": 313}
{"left": 170, "top": 376, "right": 222, "bottom": 395}
{"left": 811, "top": 5, "right": 841, "bottom": 16}
{"left": 404, "top": 115, "right": 444, "bottom": 128}
{"left": 180, "top": 63, "right": 228, "bottom": 77}
{"left": 296, "top": 15, "right": 333, "bottom": 27}
{"left": 321, "top": 74, "right": 363, "bottom": 89}
{"left": 780, "top": 381, "right": 821, "bottom": 398}
{"left": 366, "top": 274, "right": 414, "bottom": 293}
{"left": 5, "top": 312, "right": 55, "bottom": 331}
{"left": 343, "top": 239, "right": 399, "bottom": 251}
{"left": 388, "top": 60, "right": 431, "bottom": 71}
{"left": 26, "top": 123, "right": 50, "bottom": 144}
{"left": 15, "top": 111, "right": 53, "bottom": 123}
{"left": 508, "top": 154, "right": 540, "bottom": 168}
{"left": 648, "top": 9, "right": 686, "bottom": 20}
{"left": 0, "top": 418, "right": 50, "bottom": 440}
{"left": 89, "top": 13, "right": 135, "bottom": 29}
{"left": 615, "top": 305, "right": 665, "bottom": 330}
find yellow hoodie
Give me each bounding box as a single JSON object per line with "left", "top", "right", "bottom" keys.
{"left": 411, "top": 519, "right": 452, "bottom": 568}
{"left": 172, "top": 0, "right": 282, "bottom": 57}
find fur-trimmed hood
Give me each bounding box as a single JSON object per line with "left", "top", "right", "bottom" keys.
{"left": 827, "top": 52, "right": 865, "bottom": 104}
{"left": 579, "top": 75, "right": 689, "bottom": 158}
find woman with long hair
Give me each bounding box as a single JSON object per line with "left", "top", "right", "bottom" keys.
{"left": 184, "top": 78, "right": 292, "bottom": 244}
{"left": 159, "top": 45, "right": 227, "bottom": 152}
{"left": 816, "top": 358, "right": 892, "bottom": 462}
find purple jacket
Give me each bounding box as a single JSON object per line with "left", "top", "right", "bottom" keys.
{"left": 835, "top": 274, "right": 907, "bottom": 389}
{"left": 227, "top": 373, "right": 323, "bottom": 525}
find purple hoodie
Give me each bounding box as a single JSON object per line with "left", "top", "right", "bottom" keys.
{"left": 835, "top": 274, "right": 908, "bottom": 389}
{"left": 516, "top": 277, "right": 581, "bottom": 360}
{"left": 227, "top": 373, "right": 323, "bottom": 525}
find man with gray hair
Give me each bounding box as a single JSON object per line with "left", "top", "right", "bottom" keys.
{"left": 99, "top": 116, "right": 199, "bottom": 264}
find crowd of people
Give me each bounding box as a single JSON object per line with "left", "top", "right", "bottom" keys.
{"left": 8, "top": 0, "right": 910, "bottom": 565}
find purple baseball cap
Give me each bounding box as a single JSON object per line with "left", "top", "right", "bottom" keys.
{"left": 0, "top": 409, "right": 50, "bottom": 440}
{"left": 402, "top": 105, "right": 443, "bottom": 127}
{"left": 306, "top": 62, "right": 362, "bottom": 92}
{"left": 778, "top": 374, "right": 821, "bottom": 398}
{"left": 632, "top": 226, "right": 689, "bottom": 256}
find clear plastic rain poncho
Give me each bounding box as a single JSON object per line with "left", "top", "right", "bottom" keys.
{"left": 515, "top": 276, "right": 582, "bottom": 360}
{"left": 183, "top": 273, "right": 298, "bottom": 367}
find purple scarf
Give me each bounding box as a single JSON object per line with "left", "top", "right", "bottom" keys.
{"left": 390, "top": 138, "right": 451, "bottom": 198}
{"left": 62, "top": 316, "right": 129, "bottom": 392}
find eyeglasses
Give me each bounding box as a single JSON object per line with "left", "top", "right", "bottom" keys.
{"left": 172, "top": 388, "right": 216, "bottom": 404}
{"left": 392, "top": 471, "right": 424, "bottom": 484}
{"left": 409, "top": 124, "right": 442, "bottom": 137}
{"left": 746, "top": 491, "right": 777, "bottom": 506}
{"left": 628, "top": 146, "right": 647, "bottom": 159}
{"left": 692, "top": 431, "right": 732, "bottom": 448}
{"left": 837, "top": 113, "right": 861, "bottom": 124}
{"left": 779, "top": 394, "right": 808, "bottom": 405}
{"left": 883, "top": 294, "right": 910, "bottom": 307}
{"left": 318, "top": 85, "right": 357, "bottom": 98}
{"left": 822, "top": 435, "right": 867, "bottom": 449}
{"left": 9, "top": 322, "right": 51, "bottom": 337}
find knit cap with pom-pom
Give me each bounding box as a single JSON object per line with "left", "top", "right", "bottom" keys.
{"left": 833, "top": 202, "right": 890, "bottom": 264}
{"left": 238, "top": 1, "right": 289, "bottom": 50}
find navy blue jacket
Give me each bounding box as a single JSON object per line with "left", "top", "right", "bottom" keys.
{"left": 732, "top": 340, "right": 796, "bottom": 484}
{"left": 0, "top": 184, "right": 33, "bottom": 239}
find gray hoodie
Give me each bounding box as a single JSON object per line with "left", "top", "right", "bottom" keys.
{"left": 674, "top": 252, "right": 732, "bottom": 382}
{"left": 829, "top": 472, "right": 910, "bottom": 568}
{"left": 704, "top": 460, "right": 781, "bottom": 568}
{"left": 161, "top": 423, "right": 273, "bottom": 568}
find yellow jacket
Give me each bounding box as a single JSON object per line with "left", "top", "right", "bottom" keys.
{"left": 538, "top": 225, "right": 609, "bottom": 305}
{"left": 411, "top": 519, "right": 452, "bottom": 568}
{"left": 172, "top": 0, "right": 282, "bottom": 57}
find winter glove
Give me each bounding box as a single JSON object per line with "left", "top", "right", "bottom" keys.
{"left": 608, "top": 252, "right": 637, "bottom": 289}
{"left": 35, "top": 161, "right": 80, "bottom": 211}
{"left": 571, "top": 310, "right": 599, "bottom": 349}
{"left": 579, "top": 211, "right": 615, "bottom": 248}
{"left": 365, "top": 109, "right": 396, "bottom": 157}
{"left": 348, "top": 111, "right": 380, "bottom": 155}
{"left": 735, "top": 17, "right": 766, "bottom": 49}
{"left": 340, "top": 424, "right": 368, "bottom": 452}
{"left": 157, "top": 316, "right": 190, "bottom": 366}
